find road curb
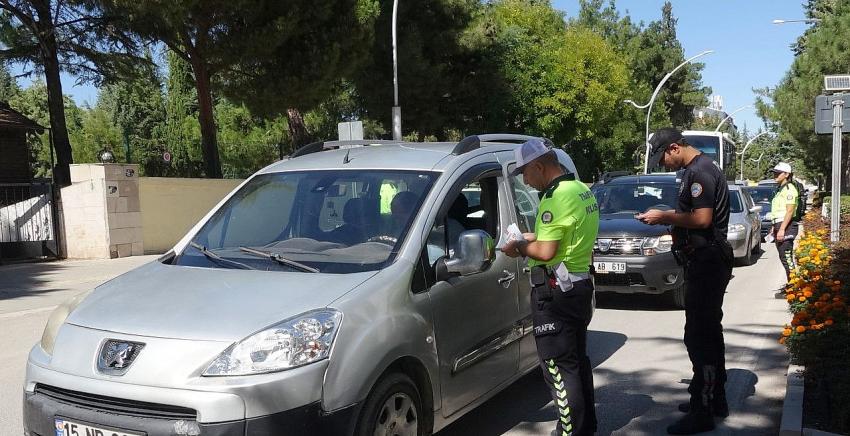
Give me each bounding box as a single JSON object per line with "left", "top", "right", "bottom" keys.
{"left": 780, "top": 364, "right": 804, "bottom": 436}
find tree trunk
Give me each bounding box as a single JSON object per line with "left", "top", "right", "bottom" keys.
{"left": 33, "top": 2, "right": 72, "bottom": 187}
{"left": 191, "top": 60, "right": 222, "bottom": 178}
{"left": 286, "top": 108, "right": 312, "bottom": 151}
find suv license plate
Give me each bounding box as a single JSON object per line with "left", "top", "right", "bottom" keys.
{"left": 594, "top": 261, "right": 626, "bottom": 274}
{"left": 55, "top": 417, "right": 144, "bottom": 436}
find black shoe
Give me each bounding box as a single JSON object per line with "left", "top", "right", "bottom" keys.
{"left": 667, "top": 411, "right": 715, "bottom": 434}
{"left": 677, "top": 398, "right": 729, "bottom": 417}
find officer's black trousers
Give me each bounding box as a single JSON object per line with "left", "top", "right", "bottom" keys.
{"left": 531, "top": 279, "right": 596, "bottom": 436}
{"left": 684, "top": 245, "right": 732, "bottom": 413}
{"left": 773, "top": 222, "right": 799, "bottom": 280}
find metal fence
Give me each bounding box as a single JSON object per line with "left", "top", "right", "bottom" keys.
{"left": 0, "top": 181, "right": 59, "bottom": 260}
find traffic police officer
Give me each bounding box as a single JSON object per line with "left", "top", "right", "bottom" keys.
{"left": 502, "top": 139, "right": 600, "bottom": 436}
{"left": 637, "top": 128, "right": 732, "bottom": 435}
{"left": 768, "top": 162, "right": 799, "bottom": 296}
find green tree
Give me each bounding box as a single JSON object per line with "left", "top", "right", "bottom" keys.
{"left": 0, "top": 62, "right": 20, "bottom": 101}
{"left": 0, "top": 0, "right": 144, "bottom": 186}
{"left": 758, "top": 0, "right": 850, "bottom": 189}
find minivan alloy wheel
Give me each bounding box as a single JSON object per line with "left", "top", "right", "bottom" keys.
{"left": 375, "top": 392, "right": 418, "bottom": 436}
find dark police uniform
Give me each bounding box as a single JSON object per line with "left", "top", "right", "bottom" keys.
{"left": 673, "top": 154, "right": 732, "bottom": 416}
{"left": 528, "top": 173, "right": 600, "bottom": 436}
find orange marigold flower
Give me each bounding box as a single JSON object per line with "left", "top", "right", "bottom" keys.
{"left": 799, "top": 296, "right": 807, "bottom": 302}
{"left": 796, "top": 326, "right": 807, "bottom": 333}
{"left": 826, "top": 319, "right": 834, "bottom": 326}
{"left": 783, "top": 328, "right": 793, "bottom": 336}
{"left": 779, "top": 337, "right": 787, "bottom": 345}
{"left": 804, "top": 291, "right": 814, "bottom": 298}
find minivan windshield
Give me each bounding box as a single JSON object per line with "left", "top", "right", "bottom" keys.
{"left": 592, "top": 183, "right": 680, "bottom": 214}
{"left": 176, "top": 170, "right": 436, "bottom": 273}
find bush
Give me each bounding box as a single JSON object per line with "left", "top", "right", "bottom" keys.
{"left": 780, "top": 211, "right": 850, "bottom": 433}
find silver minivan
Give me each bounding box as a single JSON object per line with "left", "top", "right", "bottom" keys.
{"left": 24, "top": 135, "right": 570, "bottom": 436}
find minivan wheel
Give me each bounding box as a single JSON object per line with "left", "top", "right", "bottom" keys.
{"left": 356, "top": 373, "right": 423, "bottom": 436}
{"left": 669, "top": 284, "right": 686, "bottom": 309}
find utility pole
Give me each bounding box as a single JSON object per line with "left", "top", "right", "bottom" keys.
{"left": 830, "top": 97, "right": 843, "bottom": 242}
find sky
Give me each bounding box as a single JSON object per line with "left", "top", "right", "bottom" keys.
{"left": 553, "top": 0, "right": 811, "bottom": 132}
{"left": 14, "top": 0, "right": 810, "bottom": 132}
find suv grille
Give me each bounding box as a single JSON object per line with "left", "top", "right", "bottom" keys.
{"left": 594, "top": 273, "right": 646, "bottom": 286}
{"left": 594, "top": 237, "right": 646, "bottom": 255}
{"left": 34, "top": 384, "right": 197, "bottom": 420}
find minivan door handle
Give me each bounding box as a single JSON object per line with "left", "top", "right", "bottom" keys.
{"left": 498, "top": 270, "right": 516, "bottom": 287}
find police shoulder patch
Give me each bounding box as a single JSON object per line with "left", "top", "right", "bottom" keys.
{"left": 541, "top": 211, "right": 553, "bottom": 223}
{"left": 690, "top": 182, "right": 703, "bottom": 198}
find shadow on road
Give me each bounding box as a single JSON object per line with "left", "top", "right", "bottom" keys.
{"left": 595, "top": 292, "right": 680, "bottom": 312}
{"left": 0, "top": 261, "right": 67, "bottom": 301}
{"left": 436, "top": 330, "right": 627, "bottom": 436}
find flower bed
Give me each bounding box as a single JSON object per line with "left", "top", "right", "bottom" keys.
{"left": 780, "top": 210, "right": 850, "bottom": 433}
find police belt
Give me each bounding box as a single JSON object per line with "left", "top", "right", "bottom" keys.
{"left": 530, "top": 265, "right": 590, "bottom": 284}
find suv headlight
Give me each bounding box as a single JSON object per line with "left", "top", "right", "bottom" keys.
{"left": 729, "top": 224, "right": 746, "bottom": 234}
{"left": 41, "top": 290, "right": 92, "bottom": 355}
{"left": 204, "top": 309, "right": 342, "bottom": 376}
{"left": 642, "top": 235, "right": 673, "bottom": 256}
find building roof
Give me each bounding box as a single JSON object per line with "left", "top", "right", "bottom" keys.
{"left": 0, "top": 101, "right": 44, "bottom": 132}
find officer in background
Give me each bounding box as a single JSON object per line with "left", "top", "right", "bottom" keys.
{"left": 502, "top": 139, "right": 600, "bottom": 436}
{"left": 637, "top": 128, "right": 732, "bottom": 434}
{"left": 767, "top": 162, "right": 799, "bottom": 298}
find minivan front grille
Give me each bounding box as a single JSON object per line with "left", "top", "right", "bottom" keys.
{"left": 34, "top": 384, "right": 197, "bottom": 420}
{"left": 594, "top": 237, "right": 646, "bottom": 255}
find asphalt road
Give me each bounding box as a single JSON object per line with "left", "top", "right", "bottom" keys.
{"left": 0, "top": 245, "right": 789, "bottom": 435}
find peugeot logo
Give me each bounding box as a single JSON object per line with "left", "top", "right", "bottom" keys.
{"left": 597, "top": 239, "right": 612, "bottom": 253}
{"left": 97, "top": 340, "right": 144, "bottom": 375}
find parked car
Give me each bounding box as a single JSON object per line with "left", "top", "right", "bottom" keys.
{"left": 24, "top": 134, "right": 567, "bottom": 436}
{"left": 590, "top": 173, "right": 687, "bottom": 307}
{"left": 727, "top": 185, "right": 763, "bottom": 265}
{"left": 742, "top": 185, "right": 774, "bottom": 240}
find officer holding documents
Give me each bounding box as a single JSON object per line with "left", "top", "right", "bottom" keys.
{"left": 637, "top": 128, "right": 732, "bottom": 434}
{"left": 502, "top": 139, "right": 600, "bottom": 436}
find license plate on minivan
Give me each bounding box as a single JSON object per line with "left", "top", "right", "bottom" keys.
{"left": 55, "top": 417, "right": 144, "bottom": 436}
{"left": 594, "top": 261, "right": 626, "bottom": 274}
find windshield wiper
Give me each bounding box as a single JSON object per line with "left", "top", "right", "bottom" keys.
{"left": 189, "top": 242, "right": 254, "bottom": 270}
{"left": 239, "top": 246, "right": 320, "bottom": 273}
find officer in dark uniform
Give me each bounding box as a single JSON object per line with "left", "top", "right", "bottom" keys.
{"left": 637, "top": 128, "right": 732, "bottom": 435}
{"left": 502, "top": 139, "right": 600, "bottom": 436}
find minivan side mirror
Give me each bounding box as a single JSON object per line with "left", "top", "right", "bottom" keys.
{"left": 749, "top": 205, "right": 762, "bottom": 214}
{"left": 435, "top": 230, "right": 495, "bottom": 281}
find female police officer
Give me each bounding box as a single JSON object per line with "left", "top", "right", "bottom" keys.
{"left": 502, "top": 139, "right": 599, "bottom": 436}
{"left": 637, "top": 128, "right": 732, "bottom": 434}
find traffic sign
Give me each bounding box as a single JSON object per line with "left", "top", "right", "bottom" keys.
{"left": 163, "top": 151, "right": 172, "bottom": 163}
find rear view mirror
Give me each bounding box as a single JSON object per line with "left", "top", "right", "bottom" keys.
{"left": 435, "top": 230, "right": 495, "bottom": 281}
{"left": 749, "top": 205, "right": 762, "bottom": 214}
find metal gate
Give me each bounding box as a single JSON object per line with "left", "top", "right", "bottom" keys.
{"left": 0, "top": 181, "right": 59, "bottom": 261}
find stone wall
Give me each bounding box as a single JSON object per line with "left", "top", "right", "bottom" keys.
{"left": 60, "top": 164, "right": 143, "bottom": 259}
{"left": 139, "top": 177, "right": 243, "bottom": 254}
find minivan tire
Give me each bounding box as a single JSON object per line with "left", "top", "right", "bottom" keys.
{"left": 355, "top": 372, "right": 425, "bottom": 436}
{"left": 669, "top": 284, "right": 687, "bottom": 309}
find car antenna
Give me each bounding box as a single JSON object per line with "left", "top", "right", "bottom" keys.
{"left": 342, "top": 148, "right": 352, "bottom": 164}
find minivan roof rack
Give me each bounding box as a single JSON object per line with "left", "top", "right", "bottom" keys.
{"left": 290, "top": 140, "right": 398, "bottom": 158}
{"left": 451, "top": 133, "right": 555, "bottom": 155}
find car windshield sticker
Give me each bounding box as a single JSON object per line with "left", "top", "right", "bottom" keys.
{"left": 542, "top": 211, "right": 553, "bottom": 223}
{"left": 691, "top": 183, "right": 703, "bottom": 198}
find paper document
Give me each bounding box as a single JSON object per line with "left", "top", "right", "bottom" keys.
{"left": 554, "top": 262, "right": 574, "bottom": 292}
{"left": 504, "top": 223, "right": 525, "bottom": 243}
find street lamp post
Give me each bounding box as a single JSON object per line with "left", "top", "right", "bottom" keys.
{"left": 737, "top": 131, "right": 768, "bottom": 181}
{"left": 391, "top": 0, "right": 401, "bottom": 140}
{"left": 624, "top": 49, "right": 714, "bottom": 174}
{"left": 715, "top": 105, "right": 752, "bottom": 132}
{"left": 772, "top": 19, "right": 821, "bottom": 24}
{"left": 751, "top": 152, "right": 765, "bottom": 176}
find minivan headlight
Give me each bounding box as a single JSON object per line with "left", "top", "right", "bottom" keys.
{"left": 204, "top": 309, "right": 342, "bottom": 376}
{"left": 41, "top": 290, "right": 92, "bottom": 356}
{"left": 642, "top": 235, "right": 674, "bottom": 255}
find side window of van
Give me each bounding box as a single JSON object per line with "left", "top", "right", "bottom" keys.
{"left": 427, "top": 175, "right": 501, "bottom": 265}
